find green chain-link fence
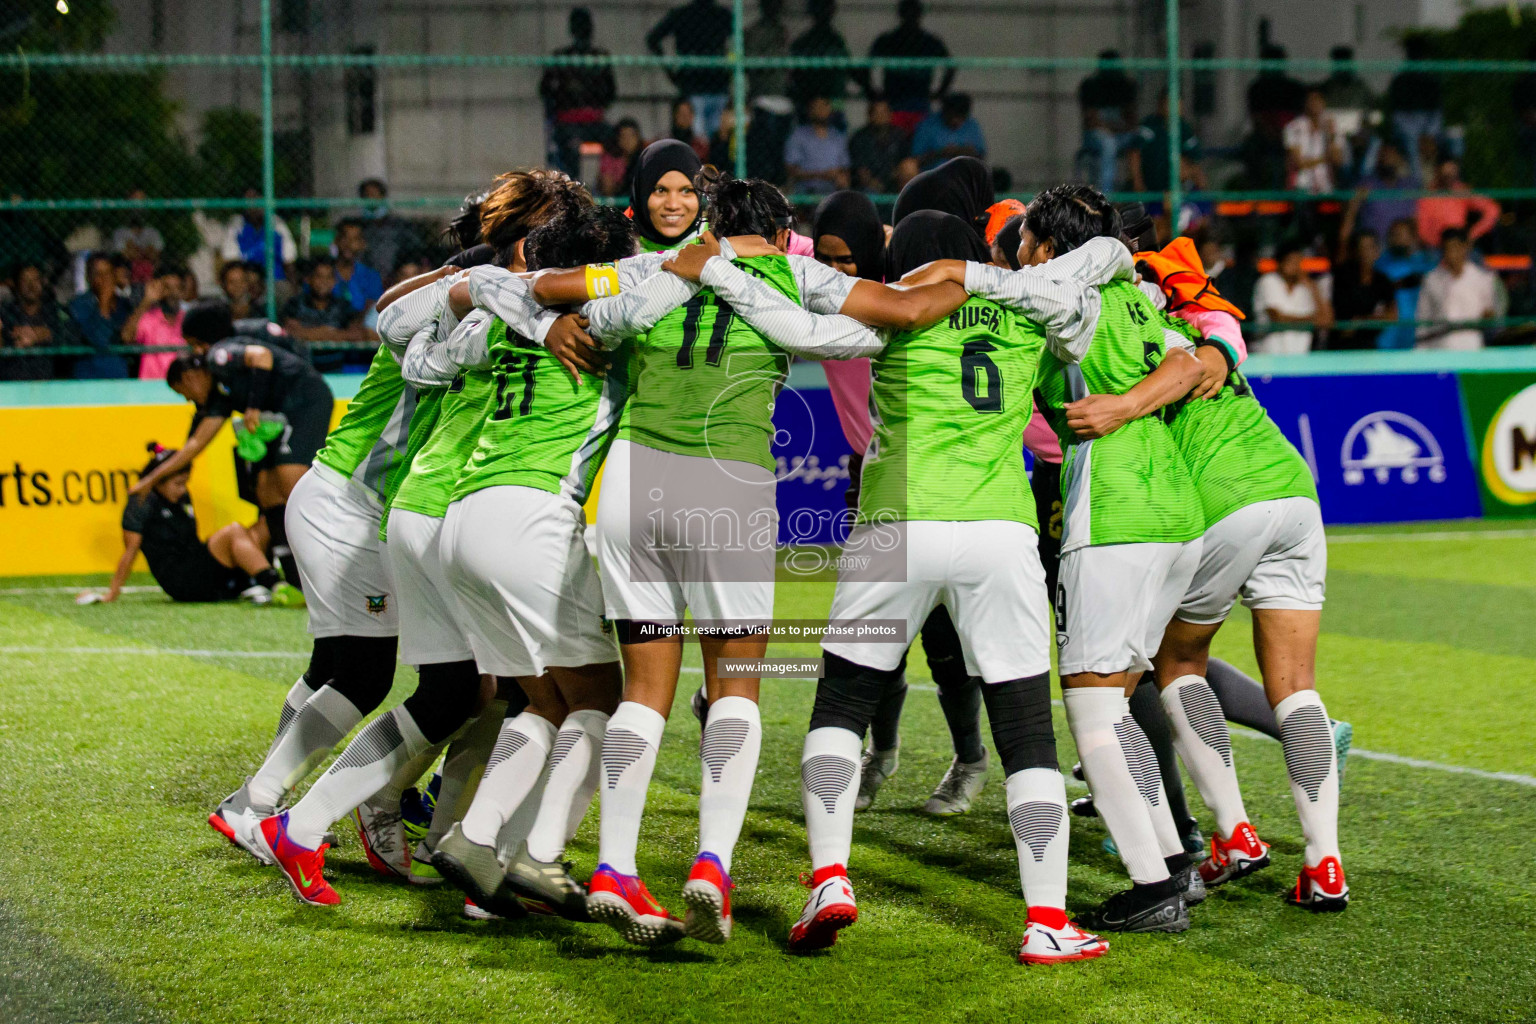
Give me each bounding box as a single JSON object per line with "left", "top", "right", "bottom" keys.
{"left": 7, "top": 0, "right": 1536, "bottom": 375}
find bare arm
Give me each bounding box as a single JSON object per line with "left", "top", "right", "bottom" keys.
{"left": 130, "top": 415, "right": 224, "bottom": 496}
{"left": 103, "top": 531, "right": 143, "bottom": 602}
{"left": 838, "top": 279, "right": 971, "bottom": 332}
{"left": 1064, "top": 347, "right": 1203, "bottom": 439}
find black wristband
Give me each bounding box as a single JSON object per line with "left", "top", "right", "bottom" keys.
{"left": 1196, "top": 338, "right": 1236, "bottom": 375}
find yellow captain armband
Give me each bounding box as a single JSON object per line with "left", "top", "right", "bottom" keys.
{"left": 584, "top": 264, "right": 621, "bottom": 299}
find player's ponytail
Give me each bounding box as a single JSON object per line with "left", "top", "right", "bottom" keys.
{"left": 696, "top": 170, "right": 792, "bottom": 245}
{"left": 140, "top": 441, "right": 178, "bottom": 477}
{"left": 480, "top": 169, "right": 594, "bottom": 266}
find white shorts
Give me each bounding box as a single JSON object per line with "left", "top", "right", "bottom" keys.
{"left": 384, "top": 508, "right": 477, "bottom": 667}
{"left": 1178, "top": 496, "right": 1326, "bottom": 624}
{"left": 286, "top": 465, "right": 396, "bottom": 638}
{"left": 1056, "top": 539, "right": 1202, "bottom": 676}
{"left": 442, "top": 487, "right": 618, "bottom": 677}
{"left": 821, "top": 520, "right": 1052, "bottom": 683}
{"left": 594, "top": 439, "right": 776, "bottom": 627}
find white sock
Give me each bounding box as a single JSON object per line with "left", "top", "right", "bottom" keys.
{"left": 459, "top": 711, "right": 556, "bottom": 846}
{"left": 1275, "top": 690, "right": 1341, "bottom": 866}
{"left": 597, "top": 701, "right": 666, "bottom": 876}
{"left": 1062, "top": 688, "right": 1169, "bottom": 884}
{"left": 248, "top": 685, "right": 363, "bottom": 809}
{"left": 1162, "top": 674, "right": 1250, "bottom": 839}
{"left": 424, "top": 699, "right": 507, "bottom": 850}
{"left": 1006, "top": 768, "right": 1068, "bottom": 914}
{"left": 526, "top": 709, "right": 608, "bottom": 863}
{"left": 1146, "top": 775, "right": 1187, "bottom": 860}
{"left": 284, "top": 706, "right": 431, "bottom": 848}
{"left": 269, "top": 674, "right": 316, "bottom": 752}
{"left": 801, "top": 726, "right": 862, "bottom": 872}
{"left": 566, "top": 711, "right": 606, "bottom": 844}
{"left": 697, "top": 696, "right": 762, "bottom": 875}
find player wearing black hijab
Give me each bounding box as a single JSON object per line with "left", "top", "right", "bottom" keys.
{"left": 630, "top": 139, "right": 705, "bottom": 251}
{"left": 891, "top": 155, "right": 995, "bottom": 240}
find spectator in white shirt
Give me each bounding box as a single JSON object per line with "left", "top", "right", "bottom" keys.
{"left": 1283, "top": 87, "right": 1344, "bottom": 194}
{"left": 1254, "top": 240, "right": 1333, "bottom": 354}
{"left": 1416, "top": 227, "right": 1496, "bottom": 351}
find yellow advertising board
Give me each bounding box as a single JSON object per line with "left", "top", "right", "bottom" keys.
{"left": 0, "top": 400, "right": 345, "bottom": 577}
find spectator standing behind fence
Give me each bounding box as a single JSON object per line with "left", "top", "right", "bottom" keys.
{"left": 1253, "top": 240, "right": 1332, "bottom": 355}
{"left": 1355, "top": 139, "right": 1419, "bottom": 243}
{"left": 785, "top": 96, "right": 851, "bottom": 195}
{"left": 1417, "top": 156, "right": 1500, "bottom": 250}
{"left": 1329, "top": 230, "right": 1396, "bottom": 350}
{"left": 331, "top": 219, "right": 383, "bottom": 322}
{"left": 1128, "top": 89, "right": 1205, "bottom": 195}
{"left": 1, "top": 262, "right": 71, "bottom": 381}
{"left": 1284, "top": 87, "right": 1344, "bottom": 194}
{"left": 911, "top": 93, "right": 985, "bottom": 170}
{"left": 600, "top": 119, "right": 645, "bottom": 198}
{"left": 668, "top": 99, "right": 711, "bottom": 163}
{"left": 121, "top": 263, "right": 187, "bottom": 380}
{"left": 1374, "top": 217, "right": 1438, "bottom": 350}
{"left": 647, "top": 0, "right": 733, "bottom": 136}
{"left": 539, "top": 8, "right": 616, "bottom": 180}
{"left": 1416, "top": 227, "right": 1496, "bottom": 351}
{"left": 280, "top": 258, "right": 368, "bottom": 348}
{"left": 745, "top": 0, "right": 789, "bottom": 102}
{"left": 221, "top": 189, "right": 296, "bottom": 284}
{"left": 869, "top": 0, "right": 953, "bottom": 134}
{"left": 1388, "top": 37, "right": 1443, "bottom": 182}
{"left": 789, "top": 0, "right": 861, "bottom": 118}
{"left": 850, "top": 95, "right": 915, "bottom": 193}
{"left": 111, "top": 190, "right": 163, "bottom": 285}
{"left": 1318, "top": 46, "right": 1376, "bottom": 182}
{"left": 354, "top": 180, "right": 418, "bottom": 281}
{"left": 68, "top": 252, "right": 131, "bottom": 379}
{"left": 219, "top": 262, "right": 258, "bottom": 321}
{"left": 1077, "top": 50, "right": 1137, "bottom": 191}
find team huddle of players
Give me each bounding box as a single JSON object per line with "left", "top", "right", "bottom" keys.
{"left": 191, "top": 144, "right": 1348, "bottom": 966}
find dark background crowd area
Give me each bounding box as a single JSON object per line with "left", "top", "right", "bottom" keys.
{"left": 9, "top": 0, "right": 1536, "bottom": 379}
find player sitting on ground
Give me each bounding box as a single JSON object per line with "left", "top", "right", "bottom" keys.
{"left": 89, "top": 443, "right": 296, "bottom": 607}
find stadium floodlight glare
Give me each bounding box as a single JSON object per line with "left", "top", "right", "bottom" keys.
{"left": 55, "top": 0, "right": 68, "bottom": 13}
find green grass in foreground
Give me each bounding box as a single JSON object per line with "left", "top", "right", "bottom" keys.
{"left": 1, "top": 524, "right": 1534, "bottom": 1023}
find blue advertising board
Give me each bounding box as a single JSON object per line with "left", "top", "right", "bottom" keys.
{"left": 1248, "top": 372, "right": 1483, "bottom": 524}
{"left": 771, "top": 382, "right": 853, "bottom": 545}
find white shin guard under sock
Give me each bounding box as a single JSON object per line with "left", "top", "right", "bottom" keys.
{"left": 1162, "top": 674, "right": 1250, "bottom": 839}
{"left": 284, "top": 706, "right": 432, "bottom": 848}
{"left": 424, "top": 699, "right": 507, "bottom": 850}
{"left": 697, "top": 696, "right": 762, "bottom": 874}
{"left": 1275, "top": 689, "right": 1341, "bottom": 866}
{"left": 525, "top": 709, "right": 608, "bottom": 863}
{"left": 597, "top": 702, "right": 666, "bottom": 876}
{"left": 460, "top": 711, "right": 557, "bottom": 847}
{"left": 801, "top": 726, "right": 862, "bottom": 872}
{"left": 1005, "top": 768, "right": 1069, "bottom": 912}
{"left": 248, "top": 685, "right": 363, "bottom": 809}
{"left": 1062, "top": 687, "right": 1170, "bottom": 885}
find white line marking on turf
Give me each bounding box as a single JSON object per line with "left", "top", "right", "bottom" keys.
{"left": 0, "top": 646, "right": 305, "bottom": 658}
{"left": 9, "top": 646, "right": 1534, "bottom": 788}
{"left": 1328, "top": 528, "right": 1536, "bottom": 543}
{"left": 0, "top": 585, "right": 162, "bottom": 595}
{"left": 1225, "top": 727, "right": 1536, "bottom": 787}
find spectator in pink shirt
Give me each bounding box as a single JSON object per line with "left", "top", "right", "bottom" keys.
{"left": 1417, "top": 156, "right": 1500, "bottom": 249}
{"left": 121, "top": 262, "right": 187, "bottom": 380}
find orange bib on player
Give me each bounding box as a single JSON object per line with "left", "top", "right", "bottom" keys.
{"left": 1134, "top": 236, "right": 1245, "bottom": 320}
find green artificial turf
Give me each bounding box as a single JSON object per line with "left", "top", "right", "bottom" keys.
{"left": 1, "top": 523, "right": 1533, "bottom": 1023}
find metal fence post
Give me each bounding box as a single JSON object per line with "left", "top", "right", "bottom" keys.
{"left": 261, "top": 0, "right": 277, "bottom": 322}
{"left": 732, "top": 0, "right": 747, "bottom": 180}
{"left": 1166, "top": 0, "right": 1181, "bottom": 229}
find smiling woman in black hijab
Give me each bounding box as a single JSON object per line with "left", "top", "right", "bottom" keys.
{"left": 885, "top": 209, "right": 991, "bottom": 281}
{"left": 630, "top": 139, "right": 704, "bottom": 251}
{"left": 890, "top": 156, "right": 995, "bottom": 241}
{"left": 812, "top": 190, "right": 886, "bottom": 281}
